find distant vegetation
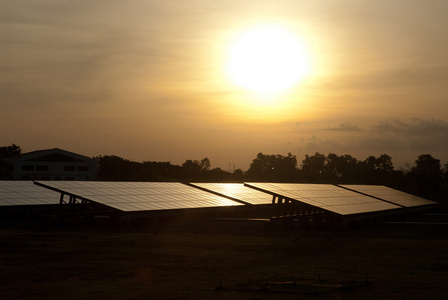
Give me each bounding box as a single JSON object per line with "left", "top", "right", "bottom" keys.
{"left": 1, "top": 144, "right": 447, "bottom": 206}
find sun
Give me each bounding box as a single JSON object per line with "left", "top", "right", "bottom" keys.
{"left": 226, "top": 24, "right": 312, "bottom": 95}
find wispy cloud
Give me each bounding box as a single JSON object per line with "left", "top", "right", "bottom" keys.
{"left": 292, "top": 118, "right": 448, "bottom": 165}
{"left": 373, "top": 118, "right": 448, "bottom": 138}
{"left": 326, "top": 122, "right": 361, "bottom": 132}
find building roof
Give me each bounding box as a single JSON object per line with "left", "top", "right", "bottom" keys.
{"left": 15, "top": 148, "right": 94, "bottom": 163}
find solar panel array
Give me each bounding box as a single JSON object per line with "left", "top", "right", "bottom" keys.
{"left": 1, "top": 180, "right": 435, "bottom": 216}
{"left": 0, "top": 181, "right": 60, "bottom": 206}
{"left": 339, "top": 185, "right": 437, "bottom": 208}
{"left": 190, "top": 183, "right": 273, "bottom": 205}
{"left": 34, "top": 181, "right": 243, "bottom": 212}
{"left": 244, "top": 183, "right": 400, "bottom": 215}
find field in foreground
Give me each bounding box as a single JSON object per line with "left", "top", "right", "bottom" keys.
{"left": 1, "top": 219, "right": 447, "bottom": 300}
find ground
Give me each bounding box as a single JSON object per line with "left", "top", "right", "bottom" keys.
{"left": 1, "top": 218, "right": 447, "bottom": 299}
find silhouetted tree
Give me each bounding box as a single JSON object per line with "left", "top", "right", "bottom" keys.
{"left": 232, "top": 168, "right": 245, "bottom": 182}
{"left": 206, "top": 167, "right": 233, "bottom": 182}
{"left": 407, "top": 154, "right": 442, "bottom": 199}
{"left": 0, "top": 144, "right": 22, "bottom": 179}
{"left": 182, "top": 159, "right": 201, "bottom": 171}
{"left": 413, "top": 154, "right": 441, "bottom": 175}
{"left": 323, "top": 153, "right": 360, "bottom": 183}
{"left": 376, "top": 154, "right": 394, "bottom": 172}
{"left": 359, "top": 154, "right": 399, "bottom": 185}
{"left": 142, "top": 161, "right": 182, "bottom": 181}
{"left": 301, "top": 152, "right": 326, "bottom": 182}
{"left": 96, "top": 155, "right": 132, "bottom": 180}
{"left": 96, "top": 155, "right": 184, "bottom": 181}
{"left": 145, "top": 161, "right": 173, "bottom": 179}
{"left": 246, "top": 152, "right": 298, "bottom": 182}
{"left": 199, "top": 158, "right": 211, "bottom": 172}
{"left": 181, "top": 158, "right": 213, "bottom": 180}
{"left": 0, "top": 144, "right": 22, "bottom": 158}
{"left": 443, "top": 162, "right": 448, "bottom": 181}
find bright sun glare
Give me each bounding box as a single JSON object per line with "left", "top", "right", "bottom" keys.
{"left": 227, "top": 24, "right": 312, "bottom": 95}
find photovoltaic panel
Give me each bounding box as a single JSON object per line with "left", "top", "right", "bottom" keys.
{"left": 339, "top": 185, "right": 437, "bottom": 208}
{"left": 244, "top": 183, "right": 400, "bottom": 215}
{"left": 190, "top": 183, "right": 273, "bottom": 205}
{"left": 34, "top": 181, "right": 243, "bottom": 212}
{"left": 0, "top": 181, "right": 60, "bottom": 206}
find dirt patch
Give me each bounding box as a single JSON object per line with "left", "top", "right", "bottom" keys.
{"left": 1, "top": 219, "right": 447, "bottom": 299}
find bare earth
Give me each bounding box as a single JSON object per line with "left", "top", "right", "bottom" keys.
{"left": 1, "top": 219, "right": 447, "bottom": 300}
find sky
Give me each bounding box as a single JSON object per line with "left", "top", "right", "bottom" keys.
{"left": 1, "top": 0, "right": 448, "bottom": 171}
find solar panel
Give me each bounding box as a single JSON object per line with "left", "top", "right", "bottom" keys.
{"left": 339, "top": 185, "right": 437, "bottom": 207}
{"left": 0, "top": 181, "right": 60, "bottom": 206}
{"left": 190, "top": 183, "right": 273, "bottom": 205}
{"left": 244, "top": 183, "right": 400, "bottom": 215}
{"left": 34, "top": 181, "right": 243, "bottom": 212}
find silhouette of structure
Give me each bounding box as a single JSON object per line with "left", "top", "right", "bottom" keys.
{"left": 8, "top": 148, "right": 97, "bottom": 181}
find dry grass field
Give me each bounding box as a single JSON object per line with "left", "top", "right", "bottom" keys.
{"left": 1, "top": 217, "right": 447, "bottom": 300}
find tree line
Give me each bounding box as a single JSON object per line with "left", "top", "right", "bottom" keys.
{"left": 1, "top": 144, "right": 447, "bottom": 205}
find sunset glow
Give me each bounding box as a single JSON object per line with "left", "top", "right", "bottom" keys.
{"left": 226, "top": 24, "right": 312, "bottom": 95}
{"left": 1, "top": 1, "right": 447, "bottom": 170}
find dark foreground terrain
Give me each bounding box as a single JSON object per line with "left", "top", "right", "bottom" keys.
{"left": 1, "top": 218, "right": 447, "bottom": 300}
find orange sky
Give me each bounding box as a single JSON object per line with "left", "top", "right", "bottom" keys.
{"left": 1, "top": 0, "right": 448, "bottom": 170}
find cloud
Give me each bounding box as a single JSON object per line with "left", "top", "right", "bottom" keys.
{"left": 326, "top": 122, "right": 361, "bottom": 132}
{"left": 373, "top": 119, "right": 410, "bottom": 132}
{"left": 295, "top": 122, "right": 311, "bottom": 129}
{"left": 293, "top": 118, "right": 448, "bottom": 165}
{"left": 372, "top": 118, "right": 448, "bottom": 138}
{"left": 367, "top": 118, "right": 448, "bottom": 157}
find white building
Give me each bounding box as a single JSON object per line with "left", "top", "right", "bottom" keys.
{"left": 10, "top": 148, "right": 97, "bottom": 180}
